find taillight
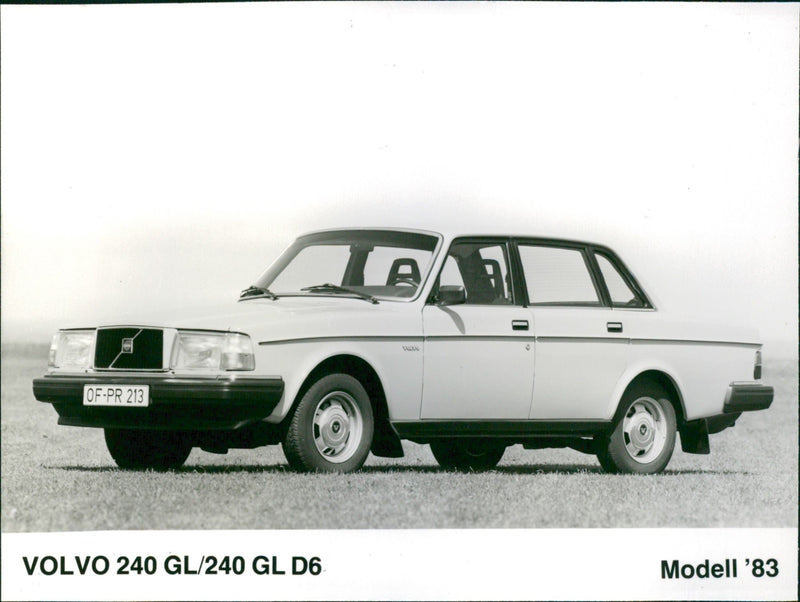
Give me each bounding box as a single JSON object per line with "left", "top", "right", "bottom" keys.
{"left": 754, "top": 350, "right": 762, "bottom": 380}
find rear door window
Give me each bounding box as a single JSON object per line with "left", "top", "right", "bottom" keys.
{"left": 517, "top": 245, "right": 600, "bottom": 306}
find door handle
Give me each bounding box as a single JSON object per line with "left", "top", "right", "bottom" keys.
{"left": 512, "top": 320, "right": 529, "bottom": 331}
{"left": 607, "top": 322, "right": 623, "bottom": 333}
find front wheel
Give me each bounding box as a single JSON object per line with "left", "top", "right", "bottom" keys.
{"left": 430, "top": 438, "right": 506, "bottom": 471}
{"left": 282, "top": 373, "right": 374, "bottom": 472}
{"left": 104, "top": 429, "right": 192, "bottom": 470}
{"left": 595, "top": 382, "right": 677, "bottom": 474}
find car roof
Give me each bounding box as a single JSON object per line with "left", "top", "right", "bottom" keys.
{"left": 299, "top": 226, "right": 608, "bottom": 249}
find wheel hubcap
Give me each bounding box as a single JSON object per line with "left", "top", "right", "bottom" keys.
{"left": 313, "top": 391, "right": 363, "bottom": 463}
{"left": 622, "top": 397, "right": 667, "bottom": 464}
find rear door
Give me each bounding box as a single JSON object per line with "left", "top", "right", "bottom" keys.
{"left": 420, "top": 238, "right": 535, "bottom": 419}
{"left": 516, "top": 242, "right": 631, "bottom": 420}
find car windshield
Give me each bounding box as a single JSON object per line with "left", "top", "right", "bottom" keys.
{"left": 252, "top": 230, "right": 440, "bottom": 301}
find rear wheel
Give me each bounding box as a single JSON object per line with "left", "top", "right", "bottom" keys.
{"left": 595, "top": 382, "right": 677, "bottom": 474}
{"left": 282, "top": 373, "right": 374, "bottom": 472}
{"left": 430, "top": 438, "right": 506, "bottom": 471}
{"left": 104, "top": 429, "right": 192, "bottom": 470}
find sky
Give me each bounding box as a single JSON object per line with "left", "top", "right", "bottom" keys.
{"left": 1, "top": 3, "right": 797, "bottom": 357}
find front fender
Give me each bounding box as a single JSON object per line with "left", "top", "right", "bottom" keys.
{"left": 256, "top": 337, "right": 424, "bottom": 423}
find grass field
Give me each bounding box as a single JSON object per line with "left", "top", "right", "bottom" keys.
{"left": 2, "top": 344, "right": 796, "bottom": 532}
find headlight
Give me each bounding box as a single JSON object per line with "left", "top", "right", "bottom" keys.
{"left": 49, "top": 330, "right": 94, "bottom": 369}
{"left": 220, "top": 333, "right": 256, "bottom": 371}
{"left": 172, "top": 332, "right": 255, "bottom": 371}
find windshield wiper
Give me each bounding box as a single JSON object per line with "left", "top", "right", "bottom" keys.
{"left": 239, "top": 285, "right": 278, "bottom": 301}
{"left": 301, "top": 283, "right": 379, "bottom": 304}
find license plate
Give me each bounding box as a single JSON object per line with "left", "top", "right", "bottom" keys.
{"left": 83, "top": 385, "right": 149, "bottom": 407}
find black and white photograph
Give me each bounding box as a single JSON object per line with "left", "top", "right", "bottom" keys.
{"left": 1, "top": 3, "right": 797, "bottom": 600}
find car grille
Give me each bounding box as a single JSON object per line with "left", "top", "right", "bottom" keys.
{"left": 95, "top": 328, "right": 164, "bottom": 370}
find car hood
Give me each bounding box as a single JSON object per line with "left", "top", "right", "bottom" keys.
{"left": 94, "top": 297, "right": 421, "bottom": 343}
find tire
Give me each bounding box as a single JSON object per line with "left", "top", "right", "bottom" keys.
{"left": 104, "top": 429, "right": 192, "bottom": 470}
{"left": 430, "top": 438, "right": 506, "bottom": 471}
{"left": 282, "top": 373, "right": 374, "bottom": 473}
{"left": 595, "top": 382, "right": 677, "bottom": 474}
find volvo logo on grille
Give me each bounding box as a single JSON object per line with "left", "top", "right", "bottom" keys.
{"left": 121, "top": 338, "right": 134, "bottom": 354}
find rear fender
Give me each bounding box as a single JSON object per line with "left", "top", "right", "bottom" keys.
{"left": 606, "top": 361, "right": 687, "bottom": 426}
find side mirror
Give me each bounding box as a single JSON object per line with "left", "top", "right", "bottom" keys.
{"left": 436, "top": 285, "right": 466, "bottom": 306}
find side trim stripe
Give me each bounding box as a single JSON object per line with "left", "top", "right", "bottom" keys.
{"left": 260, "top": 336, "right": 423, "bottom": 346}
{"left": 630, "top": 338, "right": 761, "bottom": 348}
{"left": 536, "top": 336, "right": 628, "bottom": 344}
{"left": 260, "top": 334, "right": 759, "bottom": 347}
{"left": 423, "top": 335, "right": 536, "bottom": 343}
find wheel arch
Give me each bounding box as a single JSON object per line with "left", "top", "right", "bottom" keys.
{"left": 288, "top": 353, "right": 403, "bottom": 458}
{"left": 612, "top": 369, "right": 687, "bottom": 427}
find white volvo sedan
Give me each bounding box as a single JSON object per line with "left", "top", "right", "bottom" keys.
{"left": 33, "top": 228, "right": 773, "bottom": 474}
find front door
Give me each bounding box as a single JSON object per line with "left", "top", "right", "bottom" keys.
{"left": 420, "top": 239, "right": 535, "bottom": 419}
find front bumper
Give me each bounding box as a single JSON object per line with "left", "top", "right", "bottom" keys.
{"left": 32, "top": 374, "right": 284, "bottom": 431}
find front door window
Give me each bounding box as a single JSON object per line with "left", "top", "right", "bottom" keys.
{"left": 437, "top": 241, "right": 513, "bottom": 305}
